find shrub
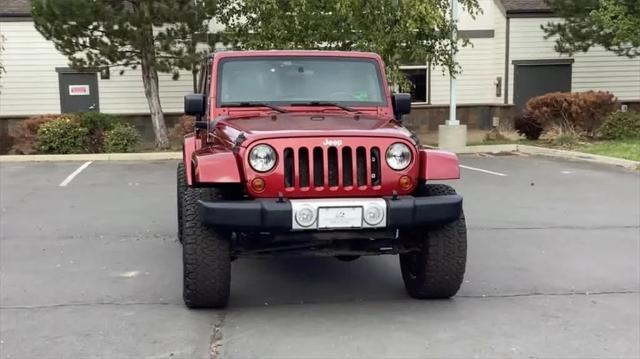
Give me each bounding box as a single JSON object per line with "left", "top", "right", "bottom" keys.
{"left": 552, "top": 131, "right": 580, "bottom": 147}
{"left": 10, "top": 114, "right": 60, "bottom": 154}
{"left": 36, "top": 116, "right": 88, "bottom": 154}
{"left": 77, "top": 111, "right": 122, "bottom": 132}
{"left": 483, "top": 127, "right": 508, "bottom": 142}
{"left": 599, "top": 111, "right": 640, "bottom": 140}
{"left": 104, "top": 123, "right": 141, "bottom": 153}
{"left": 76, "top": 112, "right": 124, "bottom": 153}
{"left": 526, "top": 91, "right": 618, "bottom": 138}
{"left": 169, "top": 115, "right": 195, "bottom": 147}
{"left": 86, "top": 129, "right": 107, "bottom": 153}
{"left": 514, "top": 113, "right": 544, "bottom": 140}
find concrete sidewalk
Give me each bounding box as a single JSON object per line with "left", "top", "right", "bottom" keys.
{"left": 0, "top": 151, "right": 182, "bottom": 162}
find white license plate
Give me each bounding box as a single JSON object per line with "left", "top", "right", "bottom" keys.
{"left": 317, "top": 207, "right": 363, "bottom": 229}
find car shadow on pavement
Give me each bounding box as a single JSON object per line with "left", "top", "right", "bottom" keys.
{"left": 228, "top": 256, "right": 408, "bottom": 307}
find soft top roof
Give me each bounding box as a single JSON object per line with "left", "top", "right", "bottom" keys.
{"left": 212, "top": 50, "right": 383, "bottom": 61}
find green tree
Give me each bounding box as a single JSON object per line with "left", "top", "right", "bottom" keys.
{"left": 542, "top": 0, "right": 640, "bottom": 58}
{"left": 156, "top": 0, "right": 225, "bottom": 91}
{"left": 33, "top": 0, "right": 220, "bottom": 148}
{"left": 219, "top": 0, "right": 481, "bottom": 88}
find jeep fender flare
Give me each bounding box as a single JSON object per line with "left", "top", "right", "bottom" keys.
{"left": 183, "top": 135, "right": 242, "bottom": 186}
{"left": 417, "top": 149, "right": 460, "bottom": 180}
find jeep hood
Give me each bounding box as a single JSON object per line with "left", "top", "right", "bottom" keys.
{"left": 219, "top": 113, "right": 416, "bottom": 144}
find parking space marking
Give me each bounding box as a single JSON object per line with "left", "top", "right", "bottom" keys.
{"left": 459, "top": 164, "right": 507, "bottom": 177}
{"left": 59, "top": 161, "right": 93, "bottom": 187}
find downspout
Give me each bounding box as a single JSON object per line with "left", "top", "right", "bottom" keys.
{"left": 447, "top": 0, "right": 459, "bottom": 125}
{"left": 504, "top": 16, "right": 510, "bottom": 105}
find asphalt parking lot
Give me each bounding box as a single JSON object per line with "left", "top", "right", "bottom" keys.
{"left": 1, "top": 154, "right": 639, "bottom": 359}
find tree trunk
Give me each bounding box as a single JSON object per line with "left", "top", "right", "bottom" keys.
{"left": 141, "top": 61, "right": 169, "bottom": 149}
{"left": 140, "top": 17, "right": 169, "bottom": 149}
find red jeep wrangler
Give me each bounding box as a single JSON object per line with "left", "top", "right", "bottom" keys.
{"left": 178, "top": 50, "right": 466, "bottom": 308}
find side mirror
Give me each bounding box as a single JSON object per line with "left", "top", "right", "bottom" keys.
{"left": 392, "top": 93, "right": 412, "bottom": 121}
{"left": 184, "top": 93, "right": 205, "bottom": 116}
{"left": 194, "top": 121, "right": 208, "bottom": 129}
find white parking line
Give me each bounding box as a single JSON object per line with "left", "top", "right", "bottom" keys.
{"left": 59, "top": 161, "right": 93, "bottom": 187}
{"left": 459, "top": 164, "right": 507, "bottom": 177}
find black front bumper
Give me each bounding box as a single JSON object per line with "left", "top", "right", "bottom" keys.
{"left": 199, "top": 195, "right": 462, "bottom": 231}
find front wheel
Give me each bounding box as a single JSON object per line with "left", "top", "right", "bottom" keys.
{"left": 399, "top": 184, "right": 467, "bottom": 299}
{"left": 181, "top": 186, "right": 231, "bottom": 308}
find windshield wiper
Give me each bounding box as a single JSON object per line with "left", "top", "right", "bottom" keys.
{"left": 221, "top": 102, "right": 287, "bottom": 113}
{"left": 290, "top": 101, "right": 359, "bottom": 113}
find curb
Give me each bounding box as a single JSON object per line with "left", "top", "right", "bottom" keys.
{"left": 459, "top": 144, "right": 639, "bottom": 170}
{"left": 517, "top": 145, "right": 639, "bottom": 170}
{"left": 0, "top": 152, "right": 182, "bottom": 162}
{"left": 456, "top": 144, "right": 519, "bottom": 154}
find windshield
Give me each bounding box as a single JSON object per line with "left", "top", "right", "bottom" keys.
{"left": 217, "top": 57, "right": 386, "bottom": 106}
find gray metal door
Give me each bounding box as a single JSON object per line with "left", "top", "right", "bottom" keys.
{"left": 58, "top": 72, "right": 100, "bottom": 113}
{"left": 513, "top": 63, "right": 572, "bottom": 111}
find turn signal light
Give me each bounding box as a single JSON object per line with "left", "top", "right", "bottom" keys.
{"left": 251, "top": 177, "right": 266, "bottom": 192}
{"left": 398, "top": 175, "right": 412, "bottom": 190}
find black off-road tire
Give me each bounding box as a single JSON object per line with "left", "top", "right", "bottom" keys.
{"left": 182, "top": 186, "right": 231, "bottom": 308}
{"left": 176, "top": 163, "right": 186, "bottom": 243}
{"left": 399, "top": 184, "right": 467, "bottom": 299}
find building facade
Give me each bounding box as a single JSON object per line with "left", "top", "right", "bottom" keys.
{"left": 1, "top": 0, "right": 639, "bottom": 124}
{"left": 403, "top": 0, "right": 640, "bottom": 107}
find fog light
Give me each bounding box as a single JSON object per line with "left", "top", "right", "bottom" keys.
{"left": 364, "top": 203, "right": 384, "bottom": 225}
{"left": 251, "top": 177, "right": 266, "bottom": 192}
{"left": 398, "top": 175, "right": 412, "bottom": 190}
{"left": 295, "top": 206, "right": 316, "bottom": 227}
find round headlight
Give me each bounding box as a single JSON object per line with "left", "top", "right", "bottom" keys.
{"left": 249, "top": 144, "right": 277, "bottom": 172}
{"left": 364, "top": 203, "right": 385, "bottom": 225}
{"left": 386, "top": 143, "right": 412, "bottom": 170}
{"left": 295, "top": 206, "right": 316, "bottom": 227}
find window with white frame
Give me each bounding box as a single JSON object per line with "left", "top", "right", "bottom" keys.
{"left": 399, "top": 64, "right": 429, "bottom": 104}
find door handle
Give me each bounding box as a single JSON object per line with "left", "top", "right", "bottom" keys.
{"left": 89, "top": 104, "right": 96, "bottom": 110}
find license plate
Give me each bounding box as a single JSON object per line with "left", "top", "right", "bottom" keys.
{"left": 317, "top": 207, "right": 363, "bottom": 229}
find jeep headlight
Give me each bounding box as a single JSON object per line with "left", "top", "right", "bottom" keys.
{"left": 385, "top": 143, "right": 412, "bottom": 170}
{"left": 249, "top": 144, "right": 277, "bottom": 172}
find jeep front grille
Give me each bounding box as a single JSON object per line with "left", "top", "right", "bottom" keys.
{"left": 283, "top": 146, "right": 382, "bottom": 189}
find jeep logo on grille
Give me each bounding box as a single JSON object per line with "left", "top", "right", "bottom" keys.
{"left": 323, "top": 139, "right": 343, "bottom": 147}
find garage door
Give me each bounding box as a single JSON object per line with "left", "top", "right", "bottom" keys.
{"left": 513, "top": 60, "right": 573, "bottom": 111}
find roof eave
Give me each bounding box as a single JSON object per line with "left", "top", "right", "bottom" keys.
{"left": 506, "top": 9, "right": 554, "bottom": 18}
{"left": 0, "top": 13, "right": 32, "bottom": 18}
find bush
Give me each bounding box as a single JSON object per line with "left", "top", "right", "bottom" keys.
{"left": 76, "top": 112, "right": 124, "bottom": 153}
{"left": 483, "top": 127, "right": 508, "bottom": 142}
{"left": 514, "top": 113, "right": 544, "bottom": 140}
{"left": 169, "top": 115, "right": 195, "bottom": 147}
{"left": 10, "top": 114, "right": 59, "bottom": 154}
{"left": 526, "top": 91, "right": 618, "bottom": 138}
{"left": 599, "top": 111, "right": 640, "bottom": 140}
{"left": 77, "top": 111, "right": 122, "bottom": 131}
{"left": 104, "top": 123, "right": 141, "bottom": 153}
{"left": 36, "top": 116, "right": 88, "bottom": 154}
{"left": 552, "top": 131, "right": 580, "bottom": 147}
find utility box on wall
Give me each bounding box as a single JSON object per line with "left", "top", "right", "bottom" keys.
{"left": 56, "top": 68, "right": 100, "bottom": 113}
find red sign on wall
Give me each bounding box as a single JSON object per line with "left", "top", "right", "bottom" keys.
{"left": 68, "top": 85, "right": 90, "bottom": 96}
